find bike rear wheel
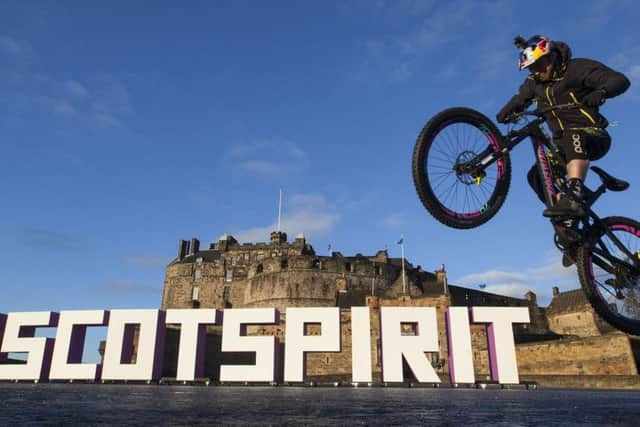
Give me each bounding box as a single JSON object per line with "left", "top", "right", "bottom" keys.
{"left": 412, "top": 107, "right": 511, "bottom": 229}
{"left": 576, "top": 216, "right": 640, "bottom": 335}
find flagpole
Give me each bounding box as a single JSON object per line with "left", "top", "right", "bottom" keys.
{"left": 277, "top": 189, "right": 282, "bottom": 231}
{"left": 400, "top": 235, "right": 406, "bottom": 295}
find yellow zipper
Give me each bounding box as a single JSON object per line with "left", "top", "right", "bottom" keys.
{"left": 546, "top": 85, "right": 564, "bottom": 131}
{"left": 569, "top": 91, "right": 597, "bottom": 124}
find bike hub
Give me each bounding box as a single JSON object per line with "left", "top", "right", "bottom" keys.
{"left": 453, "top": 151, "right": 485, "bottom": 185}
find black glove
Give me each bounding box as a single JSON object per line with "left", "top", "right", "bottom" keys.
{"left": 497, "top": 106, "right": 518, "bottom": 124}
{"left": 582, "top": 89, "right": 607, "bottom": 107}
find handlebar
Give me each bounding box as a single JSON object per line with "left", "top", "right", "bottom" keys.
{"left": 504, "top": 103, "right": 581, "bottom": 123}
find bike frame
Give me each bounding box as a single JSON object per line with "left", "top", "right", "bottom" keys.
{"left": 468, "top": 116, "right": 640, "bottom": 277}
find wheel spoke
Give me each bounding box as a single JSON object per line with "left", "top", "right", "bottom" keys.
{"left": 581, "top": 219, "right": 640, "bottom": 331}
{"left": 425, "top": 122, "right": 501, "bottom": 215}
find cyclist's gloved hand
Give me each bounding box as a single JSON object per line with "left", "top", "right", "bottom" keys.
{"left": 583, "top": 89, "right": 607, "bottom": 107}
{"left": 497, "top": 107, "right": 517, "bottom": 124}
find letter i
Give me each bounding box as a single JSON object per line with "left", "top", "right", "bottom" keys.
{"left": 446, "top": 307, "right": 475, "bottom": 384}
{"left": 351, "top": 307, "right": 372, "bottom": 383}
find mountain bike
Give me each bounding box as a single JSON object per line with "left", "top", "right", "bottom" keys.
{"left": 412, "top": 105, "right": 640, "bottom": 335}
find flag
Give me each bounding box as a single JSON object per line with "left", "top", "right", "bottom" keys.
{"left": 397, "top": 238, "right": 403, "bottom": 245}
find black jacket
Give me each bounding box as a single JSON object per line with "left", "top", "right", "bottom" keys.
{"left": 499, "top": 41, "right": 630, "bottom": 136}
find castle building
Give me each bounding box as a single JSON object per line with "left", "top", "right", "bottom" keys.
{"left": 159, "top": 231, "right": 640, "bottom": 385}
{"left": 162, "top": 230, "right": 456, "bottom": 313}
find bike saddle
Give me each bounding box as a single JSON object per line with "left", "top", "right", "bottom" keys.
{"left": 590, "top": 166, "right": 630, "bottom": 192}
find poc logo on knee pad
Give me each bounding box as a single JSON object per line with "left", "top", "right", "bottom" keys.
{"left": 572, "top": 133, "right": 584, "bottom": 154}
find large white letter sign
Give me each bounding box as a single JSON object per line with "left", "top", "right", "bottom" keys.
{"left": 446, "top": 307, "right": 474, "bottom": 384}
{"left": 284, "top": 307, "right": 340, "bottom": 383}
{"left": 380, "top": 307, "right": 440, "bottom": 383}
{"left": 0, "top": 313, "right": 6, "bottom": 363}
{"left": 472, "top": 307, "right": 530, "bottom": 384}
{"left": 49, "top": 310, "right": 110, "bottom": 381}
{"left": 101, "top": 310, "right": 165, "bottom": 381}
{"left": 351, "top": 307, "right": 372, "bottom": 383}
{"left": 0, "top": 311, "right": 59, "bottom": 381}
{"left": 165, "top": 309, "right": 219, "bottom": 382}
{"left": 220, "top": 308, "right": 278, "bottom": 382}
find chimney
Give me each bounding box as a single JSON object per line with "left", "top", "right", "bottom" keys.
{"left": 436, "top": 264, "right": 448, "bottom": 295}
{"left": 178, "top": 240, "right": 190, "bottom": 260}
{"left": 190, "top": 238, "right": 200, "bottom": 255}
{"left": 525, "top": 291, "right": 537, "bottom": 303}
{"left": 552, "top": 286, "right": 560, "bottom": 297}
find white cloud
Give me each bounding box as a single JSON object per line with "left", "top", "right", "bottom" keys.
{"left": 453, "top": 253, "right": 577, "bottom": 305}
{"left": 97, "top": 280, "right": 160, "bottom": 295}
{"left": 20, "top": 228, "right": 79, "bottom": 251}
{"left": 232, "top": 193, "right": 339, "bottom": 243}
{"left": 64, "top": 80, "right": 89, "bottom": 98}
{"left": 240, "top": 159, "right": 279, "bottom": 175}
{"left": 52, "top": 99, "right": 77, "bottom": 117}
{"left": 0, "top": 35, "right": 33, "bottom": 57}
{"left": 348, "top": 0, "right": 495, "bottom": 83}
{"left": 2, "top": 39, "right": 134, "bottom": 131}
{"left": 608, "top": 47, "right": 640, "bottom": 99}
{"left": 124, "top": 256, "right": 172, "bottom": 268}
{"left": 226, "top": 139, "right": 308, "bottom": 177}
{"left": 482, "top": 284, "right": 534, "bottom": 299}
{"left": 382, "top": 213, "right": 406, "bottom": 228}
{"left": 91, "top": 112, "right": 124, "bottom": 129}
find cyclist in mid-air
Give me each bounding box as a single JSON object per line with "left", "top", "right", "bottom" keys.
{"left": 496, "top": 35, "right": 630, "bottom": 219}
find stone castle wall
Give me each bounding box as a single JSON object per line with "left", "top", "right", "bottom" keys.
{"left": 516, "top": 333, "right": 637, "bottom": 375}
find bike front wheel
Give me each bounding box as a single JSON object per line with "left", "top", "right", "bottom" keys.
{"left": 577, "top": 216, "right": 640, "bottom": 335}
{"left": 412, "top": 107, "right": 511, "bottom": 229}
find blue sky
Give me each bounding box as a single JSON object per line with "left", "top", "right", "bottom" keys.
{"left": 1, "top": 0, "right": 639, "bottom": 327}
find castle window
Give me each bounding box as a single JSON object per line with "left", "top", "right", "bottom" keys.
{"left": 225, "top": 269, "right": 233, "bottom": 282}
{"left": 223, "top": 286, "right": 230, "bottom": 302}
{"left": 345, "top": 262, "right": 352, "bottom": 273}
{"left": 231, "top": 256, "right": 238, "bottom": 266}
{"left": 256, "top": 264, "right": 263, "bottom": 274}
{"left": 256, "top": 253, "right": 265, "bottom": 262}
{"left": 312, "top": 259, "right": 321, "bottom": 269}
{"left": 374, "top": 265, "right": 381, "bottom": 275}
{"left": 192, "top": 300, "right": 200, "bottom": 309}
{"left": 281, "top": 259, "right": 288, "bottom": 269}
{"left": 192, "top": 287, "right": 200, "bottom": 301}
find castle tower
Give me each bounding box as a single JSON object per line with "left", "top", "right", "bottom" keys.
{"left": 270, "top": 231, "right": 287, "bottom": 245}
